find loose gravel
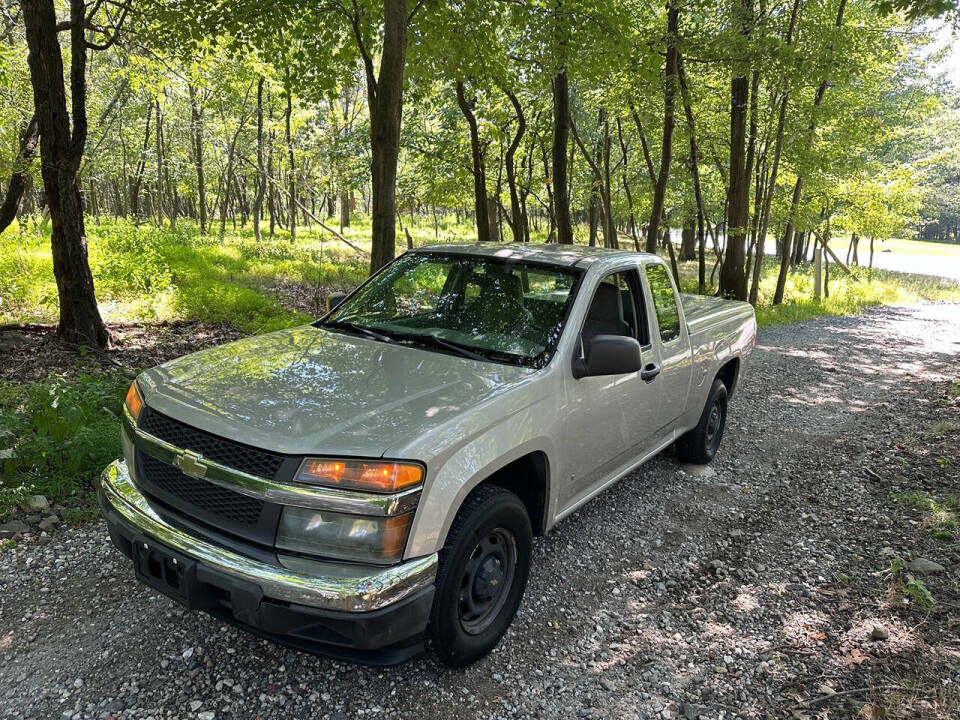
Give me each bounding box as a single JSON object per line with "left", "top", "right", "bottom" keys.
{"left": 2, "top": 303, "right": 959, "bottom": 720}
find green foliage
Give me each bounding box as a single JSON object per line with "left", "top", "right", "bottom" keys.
{"left": 892, "top": 491, "right": 959, "bottom": 538}
{"left": 904, "top": 575, "right": 936, "bottom": 610}
{"left": 0, "top": 373, "right": 130, "bottom": 514}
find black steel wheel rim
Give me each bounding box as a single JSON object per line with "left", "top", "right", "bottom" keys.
{"left": 458, "top": 527, "right": 517, "bottom": 635}
{"left": 705, "top": 400, "right": 723, "bottom": 450}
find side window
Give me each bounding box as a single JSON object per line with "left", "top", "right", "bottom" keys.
{"left": 582, "top": 270, "right": 648, "bottom": 345}
{"left": 644, "top": 263, "right": 681, "bottom": 343}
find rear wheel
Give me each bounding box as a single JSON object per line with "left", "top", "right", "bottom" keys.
{"left": 427, "top": 485, "right": 532, "bottom": 668}
{"left": 676, "top": 378, "right": 728, "bottom": 464}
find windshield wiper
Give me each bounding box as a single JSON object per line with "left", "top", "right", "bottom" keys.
{"left": 395, "top": 333, "right": 488, "bottom": 362}
{"left": 320, "top": 320, "right": 396, "bottom": 345}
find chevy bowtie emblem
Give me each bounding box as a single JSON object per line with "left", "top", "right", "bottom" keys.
{"left": 174, "top": 451, "right": 207, "bottom": 479}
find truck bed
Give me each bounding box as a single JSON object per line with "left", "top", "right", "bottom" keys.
{"left": 681, "top": 293, "right": 755, "bottom": 337}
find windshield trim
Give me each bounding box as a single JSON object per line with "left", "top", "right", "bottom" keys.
{"left": 314, "top": 250, "right": 585, "bottom": 369}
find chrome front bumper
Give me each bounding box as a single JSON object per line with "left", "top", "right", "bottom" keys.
{"left": 99, "top": 460, "right": 438, "bottom": 612}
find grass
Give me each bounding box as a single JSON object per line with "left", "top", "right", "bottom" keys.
{"left": 3, "top": 216, "right": 959, "bottom": 331}
{"left": 892, "top": 491, "right": 960, "bottom": 540}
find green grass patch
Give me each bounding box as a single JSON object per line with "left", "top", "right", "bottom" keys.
{"left": 892, "top": 491, "right": 959, "bottom": 539}
{"left": 0, "top": 372, "right": 130, "bottom": 516}
{"left": 4, "top": 218, "right": 960, "bottom": 333}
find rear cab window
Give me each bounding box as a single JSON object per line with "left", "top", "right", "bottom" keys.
{"left": 643, "top": 263, "right": 682, "bottom": 343}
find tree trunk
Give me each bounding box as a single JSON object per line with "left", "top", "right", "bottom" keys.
{"left": 680, "top": 219, "right": 696, "bottom": 260}
{"left": 504, "top": 88, "right": 526, "bottom": 242}
{"left": 615, "top": 117, "right": 641, "bottom": 251}
{"left": 552, "top": 70, "right": 573, "bottom": 244}
{"left": 361, "top": 0, "right": 407, "bottom": 273}
{"left": 487, "top": 197, "right": 500, "bottom": 242}
{"left": 718, "top": 0, "right": 752, "bottom": 300}
{"left": 130, "top": 108, "right": 152, "bottom": 220}
{"left": 676, "top": 57, "right": 710, "bottom": 292}
{"left": 647, "top": 2, "right": 679, "bottom": 253}
{"left": 335, "top": 190, "right": 348, "bottom": 229}
{"left": 601, "top": 111, "right": 616, "bottom": 249}
{"left": 22, "top": 0, "right": 108, "bottom": 347}
{"left": 456, "top": 80, "right": 490, "bottom": 242}
{"left": 0, "top": 112, "right": 40, "bottom": 232}
{"left": 188, "top": 84, "right": 207, "bottom": 233}
{"left": 252, "top": 77, "right": 266, "bottom": 243}
{"left": 284, "top": 77, "right": 296, "bottom": 242}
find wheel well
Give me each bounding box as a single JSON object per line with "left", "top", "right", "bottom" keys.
{"left": 479, "top": 452, "right": 549, "bottom": 536}
{"left": 717, "top": 358, "right": 740, "bottom": 397}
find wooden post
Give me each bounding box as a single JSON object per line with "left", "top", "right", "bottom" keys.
{"left": 813, "top": 248, "right": 822, "bottom": 300}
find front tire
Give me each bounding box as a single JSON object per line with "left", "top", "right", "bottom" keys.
{"left": 676, "top": 377, "right": 728, "bottom": 464}
{"left": 427, "top": 485, "right": 532, "bottom": 668}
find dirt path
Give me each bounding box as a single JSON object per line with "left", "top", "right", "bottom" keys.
{"left": 2, "top": 303, "right": 958, "bottom": 720}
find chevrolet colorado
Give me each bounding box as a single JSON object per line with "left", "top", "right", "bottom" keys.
{"left": 99, "top": 243, "right": 756, "bottom": 667}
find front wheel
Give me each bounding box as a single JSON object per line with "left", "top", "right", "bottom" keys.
{"left": 676, "top": 377, "right": 728, "bottom": 465}
{"left": 427, "top": 485, "right": 532, "bottom": 668}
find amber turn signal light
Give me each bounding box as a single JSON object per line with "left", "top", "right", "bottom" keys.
{"left": 296, "top": 459, "right": 423, "bottom": 493}
{"left": 124, "top": 381, "right": 143, "bottom": 422}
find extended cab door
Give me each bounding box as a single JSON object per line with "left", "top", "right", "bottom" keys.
{"left": 640, "top": 261, "right": 693, "bottom": 439}
{"left": 560, "top": 264, "right": 662, "bottom": 507}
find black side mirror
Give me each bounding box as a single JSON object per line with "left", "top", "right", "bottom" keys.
{"left": 326, "top": 292, "right": 348, "bottom": 312}
{"left": 572, "top": 334, "right": 643, "bottom": 379}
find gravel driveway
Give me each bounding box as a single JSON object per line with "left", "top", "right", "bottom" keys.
{"left": 2, "top": 303, "right": 959, "bottom": 720}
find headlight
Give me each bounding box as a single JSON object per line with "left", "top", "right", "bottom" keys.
{"left": 124, "top": 381, "right": 143, "bottom": 422}
{"left": 295, "top": 458, "right": 423, "bottom": 493}
{"left": 276, "top": 506, "right": 412, "bottom": 564}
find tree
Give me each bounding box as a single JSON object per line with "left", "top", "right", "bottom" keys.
{"left": 20, "top": 0, "right": 128, "bottom": 347}
{"left": 646, "top": 1, "right": 679, "bottom": 254}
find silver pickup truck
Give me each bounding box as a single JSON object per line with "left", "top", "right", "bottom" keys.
{"left": 100, "top": 243, "right": 755, "bottom": 667}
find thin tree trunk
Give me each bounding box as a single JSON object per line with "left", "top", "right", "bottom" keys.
{"left": 0, "top": 112, "right": 40, "bottom": 232}
{"left": 253, "top": 76, "right": 266, "bottom": 243}
{"left": 676, "top": 57, "right": 710, "bottom": 292}
{"left": 456, "top": 80, "right": 491, "bottom": 242}
{"left": 188, "top": 84, "right": 207, "bottom": 233}
{"left": 774, "top": 0, "right": 846, "bottom": 304}
{"left": 647, "top": 1, "right": 679, "bottom": 253}
{"left": 552, "top": 70, "right": 573, "bottom": 244}
{"left": 504, "top": 87, "right": 526, "bottom": 242}
{"left": 130, "top": 108, "right": 152, "bottom": 219}
{"left": 615, "top": 117, "right": 641, "bottom": 251}
{"left": 284, "top": 74, "right": 296, "bottom": 242}
{"left": 750, "top": 0, "right": 802, "bottom": 305}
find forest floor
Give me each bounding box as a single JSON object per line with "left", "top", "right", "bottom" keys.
{"left": 0, "top": 302, "right": 958, "bottom": 720}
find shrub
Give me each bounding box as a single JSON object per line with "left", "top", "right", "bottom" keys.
{"left": 0, "top": 372, "right": 129, "bottom": 514}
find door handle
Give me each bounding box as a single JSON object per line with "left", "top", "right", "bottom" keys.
{"left": 640, "top": 362, "right": 661, "bottom": 382}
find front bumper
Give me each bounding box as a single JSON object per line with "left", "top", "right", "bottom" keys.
{"left": 99, "top": 460, "right": 437, "bottom": 664}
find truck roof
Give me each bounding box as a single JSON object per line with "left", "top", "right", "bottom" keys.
{"left": 413, "top": 243, "right": 662, "bottom": 269}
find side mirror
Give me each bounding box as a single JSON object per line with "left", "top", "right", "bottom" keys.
{"left": 326, "top": 292, "right": 348, "bottom": 312}
{"left": 572, "top": 334, "right": 643, "bottom": 379}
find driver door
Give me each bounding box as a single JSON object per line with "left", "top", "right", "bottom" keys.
{"left": 560, "top": 266, "right": 660, "bottom": 508}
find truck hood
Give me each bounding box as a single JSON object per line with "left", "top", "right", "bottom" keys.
{"left": 138, "top": 326, "right": 535, "bottom": 458}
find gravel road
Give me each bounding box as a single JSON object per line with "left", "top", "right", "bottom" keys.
{"left": 2, "top": 303, "right": 959, "bottom": 720}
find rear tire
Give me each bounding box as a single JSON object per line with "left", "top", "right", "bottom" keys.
{"left": 427, "top": 485, "right": 532, "bottom": 668}
{"left": 676, "top": 378, "right": 728, "bottom": 465}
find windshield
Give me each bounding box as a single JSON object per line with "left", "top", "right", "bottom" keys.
{"left": 321, "top": 252, "right": 581, "bottom": 367}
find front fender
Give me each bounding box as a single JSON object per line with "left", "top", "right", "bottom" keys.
{"left": 403, "top": 412, "right": 557, "bottom": 558}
